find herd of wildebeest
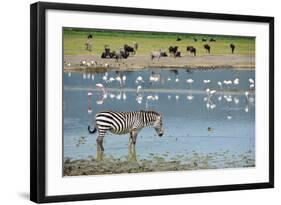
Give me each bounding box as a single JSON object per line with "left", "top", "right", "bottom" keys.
{"left": 85, "top": 35, "right": 236, "bottom": 62}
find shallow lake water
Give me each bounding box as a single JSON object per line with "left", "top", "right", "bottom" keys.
{"left": 63, "top": 68, "right": 255, "bottom": 172}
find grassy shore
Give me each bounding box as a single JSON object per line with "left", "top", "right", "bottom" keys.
{"left": 64, "top": 28, "right": 255, "bottom": 71}
{"left": 64, "top": 28, "right": 255, "bottom": 56}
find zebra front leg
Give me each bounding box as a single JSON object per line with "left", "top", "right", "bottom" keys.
{"left": 128, "top": 143, "right": 137, "bottom": 162}
{"left": 96, "top": 135, "right": 105, "bottom": 152}
{"left": 129, "top": 130, "right": 138, "bottom": 147}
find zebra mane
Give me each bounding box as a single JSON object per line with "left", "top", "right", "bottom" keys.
{"left": 140, "top": 110, "right": 160, "bottom": 116}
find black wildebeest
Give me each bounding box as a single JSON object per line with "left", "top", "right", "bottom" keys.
{"left": 186, "top": 46, "right": 196, "bottom": 56}
{"left": 203, "top": 44, "right": 211, "bottom": 54}
{"left": 124, "top": 44, "right": 136, "bottom": 55}
{"left": 113, "top": 49, "right": 129, "bottom": 62}
{"left": 151, "top": 49, "right": 168, "bottom": 61}
{"left": 174, "top": 51, "right": 181, "bottom": 57}
{"left": 202, "top": 37, "right": 207, "bottom": 42}
{"left": 133, "top": 42, "right": 138, "bottom": 50}
{"left": 101, "top": 45, "right": 114, "bottom": 58}
{"left": 176, "top": 37, "right": 182, "bottom": 41}
{"left": 193, "top": 38, "right": 198, "bottom": 42}
{"left": 230, "top": 43, "right": 235, "bottom": 54}
{"left": 168, "top": 46, "right": 178, "bottom": 55}
{"left": 209, "top": 38, "right": 216, "bottom": 42}
{"left": 87, "top": 34, "right": 93, "bottom": 39}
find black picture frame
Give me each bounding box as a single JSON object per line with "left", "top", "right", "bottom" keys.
{"left": 30, "top": 1, "right": 274, "bottom": 203}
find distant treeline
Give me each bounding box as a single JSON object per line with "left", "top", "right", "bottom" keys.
{"left": 63, "top": 27, "right": 255, "bottom": 40}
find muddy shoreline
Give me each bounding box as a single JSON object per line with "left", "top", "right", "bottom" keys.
{"left": 64, "top": 54, "right": 255, "bottom": 72}
{"left": 64, "top": 151, "right": 255, "bottom": 176}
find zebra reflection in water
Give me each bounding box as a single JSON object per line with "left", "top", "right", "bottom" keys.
{"left": 88, "top": 110, "right": 164, "bottom": 153}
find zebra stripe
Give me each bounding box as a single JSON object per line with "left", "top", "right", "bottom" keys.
{"left": 89, "top": 110, "right": 164, "bottom": 151}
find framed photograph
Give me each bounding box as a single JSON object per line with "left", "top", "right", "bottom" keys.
{"left": 30, "top": 2, "right": 274, "bottom": 203}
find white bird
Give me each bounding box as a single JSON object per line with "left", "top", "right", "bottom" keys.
{"left": 147, "top": 95, "right": 155, "bottom": 100}
{"left": 249, "top": 84, "right": 255, "bottom": 89}
{"left": 187, "top": 95, "right": 194, "bottom": 101}
{"left": 104, "top": 63, "right": 109, "bottom": 68}
{"left": 96, "top": 83, "right": 106, "bottom": 96}
{"left": 136, "top": 85, "right": 142, "bottom": 94}
{"left": 234, "top": 78, "right": 239, "bottom": 85}
{"left": 186, "top": 78, "right": 194, "bottom": 84}
{"left": 203, "top": 80, "right": 211, "bottom": 84}
{"left": 67, "top": 62, "right": 71, "bottom": 67}
{"left": 175, "top": 77, "right": 179, "bottom": 82}
{"left": 210, "top": 90, "right": 216, "bottom": 95}
{"left": 109, "top": 93, "right": 115, "bottom": 99}
{"left": 88, "top": 92, "right": 92, "bottom": 96}
{"left": 90, "top": 60, "right": 97, "bottom": 66}
{"left": 217, "top": 81, "right": 222, "bottom": 90}
{"left": 149, "top": 75, "right": 160, "bottom": 82}
{"left": 249, "top": 78, "right": 255, "bottom": 84}
{"left": 168, "top": 95, "right": 171, "bottom": 100}
{"left": 96, "top": 83, "right": 104, "bottom": 89}
{"left": 102, "top": 72, "right": 108, "bottom": 82}
{"left": 234, "top": 97, "right": 239, "bottom": 104}
{"left": 149, "top": 73, "right": 160, "bottom": 83}
{"left": 116, "top": 93, "right": 122, "bottom": 100}
{"left": 227, "top": 115, "right": 232, "bottom": 120}
{"left": 135, "top": 76, "right": 144, "bottom": 84}
{"left": 115, "top": 76, "right": 121, "bottom": 82}
{"left": 96, "top": 99, "right": 104, "bottom": 105}
{"left": 224, "top": 95, "right": 232, "bottom": 102}
{"left": 91, "top": 74, "right": 95, "bottom": 80}
{"left": 167, "top": 77, "right": 171, "bottom": 81}
{"left": 245, "top": 105, "right": 249, "bottom": 113}
{"left": 146, "top": 95, "right": 157, "bottom": 108}
{"left": 136, "top": 76, "right": 143, "bottom": 81}
{"left": 80, "top": 60, "right": 86, "bottom": 66}
{"left": 223, "top": 80, "right": 232, "bottom": 85}
{"left": 136, "top": 95, "right": 143, "bottom": 104}
{"left": 108, "top": 77, "right": 115, "bottom": 82}
{"left": 175, "top": 95, "right": 179, "bottom": 100}
{"left": 210, "top": 104, "right": 216, "bottom": 109}
{"left": 122, "top": 93, "right": 127, "bottom": 100}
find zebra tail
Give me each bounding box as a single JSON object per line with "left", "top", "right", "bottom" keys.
{"left": 88, "top": 125, "right": 97, "bottom": 134}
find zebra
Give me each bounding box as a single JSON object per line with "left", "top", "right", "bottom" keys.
{"left": 88, "top": 110, "right": 164, "bottom": 151}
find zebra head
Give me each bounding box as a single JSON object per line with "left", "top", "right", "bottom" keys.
{"left": 153, "top": 113, "right": 164, "bottom": 137}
